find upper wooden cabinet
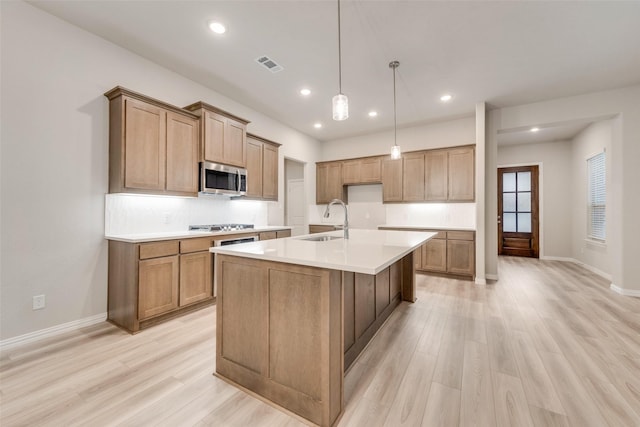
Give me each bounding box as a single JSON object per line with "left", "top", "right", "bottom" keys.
{"left": 448, "top": 147, "right": 475, "bottom": 201}
{"left": 342, "top": 156, "right": 382, "bottom": 185}
{"left": 245, "top": 133, "right": 280, "bottom": 200}
{"left": 382, "top": 158, "right": 403, "bottom": 202}
{"left": 184, "top": 102, "right": 250, "bottom": 168}
{"left": 316, "top": 161, "right": 346, "bottom": 204}
{"left": 424, "top": 150, "right": 448, "bottom": 201}
{"left": 105, "top": 87, "right": 199, "bottom": 197}
{"left": 402, "top": 153, "right": 426, "bottom": 202}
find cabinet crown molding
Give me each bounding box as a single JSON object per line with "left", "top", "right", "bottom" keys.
{"left": 247, "top": 133, "right": 282, "bottom": 147}
{"left": 104, "top": 86, "right": 199, "bottom": 119}
{"left": 183, "top": 101, "right": 250, "bottom": 125}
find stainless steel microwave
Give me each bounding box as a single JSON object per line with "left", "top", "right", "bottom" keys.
{"left": 200, "top": 161, "right": 247, "bottom": 196}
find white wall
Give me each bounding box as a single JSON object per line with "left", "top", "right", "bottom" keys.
{"left": 498, "top": 140, "right": 573, "bottom": 258}
{"left": 571, "top": 121, "right": 613, "bottom": 274}
{"left": 486, "top": 85, "right": 640, "bottom": 293}
{"left": 320, "top": 116, "right": 475, "bottom": 161}
{"left": 0, "top": 1, "right": 321, "bottom": 340}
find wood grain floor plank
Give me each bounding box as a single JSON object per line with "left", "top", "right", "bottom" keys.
{"left": 510, "top": 330, "right": 565, "bottom": 414}
{"left": 384, "top": 351, "right": 437, "bottom": 426}
{"left": 493, "top": 372, "right": 533, "bottom": 427}
{"left": 528, "top": 405, "right": 570, "bottom": 427}
{"left": 538, "top": 350, "right": 608, "bottom": 427}
{"left": 420, "top": 381, "right": 460, "bottom": 427}
{"left": 459, "top": 340, "right": 496, "bottom": 427}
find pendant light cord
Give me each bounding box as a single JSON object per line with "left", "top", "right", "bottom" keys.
{"left": 338, "top": 0, "right": 342, "bottom": 94}
{"left": 391, "top": 61, "right": 399, "bottom": 147}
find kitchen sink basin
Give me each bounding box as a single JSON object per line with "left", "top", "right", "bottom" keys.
{"left": 298, "top": 235, "right": 343, "bottom": 242}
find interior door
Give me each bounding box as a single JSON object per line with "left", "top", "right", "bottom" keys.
{"left": 498, "top": 165, "right": 539, "bottom": 257}
{"left": 287, "top": 179, "right": 306, "bottom": 236}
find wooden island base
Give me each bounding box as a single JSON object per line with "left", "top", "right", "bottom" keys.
{"left": 215, "top": 252, "right": 416, "bottom": 427}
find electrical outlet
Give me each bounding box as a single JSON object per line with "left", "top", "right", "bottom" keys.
{"left": 163, "top": 212, "right": 171, "bottom": 224}
{"left": 33, "top": 294, "right": 45, "bottom": 310}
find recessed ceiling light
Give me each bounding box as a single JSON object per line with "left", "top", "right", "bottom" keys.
{"left": 440, "top": 94, "right": 453, "bottom": 102}
{"left": 208, "top": 21, "right": 226, "bottom": 34}
{"left": 530, "top": 127, "right": 540, "bottom": 132}
{"left": 300, "top": 88, "right": 311, "bottom": 96}
{"left": 314, "top": 123, "right": 322, "bottom": 129}
{"left": 368, "top": 111, "right": 378, "bottom": 117}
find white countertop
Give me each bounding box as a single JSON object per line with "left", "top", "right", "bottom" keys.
{"left": 210, "top": 229, "right": 435, "bottom": 275}
{"left": 378, "top": 224, "right": 476, "bottom": 232}
{"left": 105, "top": 226, "right": 292, "bottom": 243}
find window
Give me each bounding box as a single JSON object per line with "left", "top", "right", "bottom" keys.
{"left": 587, "top": 152, "right": 606, "bottom": 241}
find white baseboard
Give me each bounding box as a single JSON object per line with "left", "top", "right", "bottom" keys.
{"left": 540, "top": 256, "right": 612, "bottom": 281}
{"left": 0, "top": 312, "right": 107, "bottom": 350}
{"left": 486, "top": 274, "right": 499, "bottom": 281}
{"left": 475, "top": 278, "right": 487, "bottom": 285}
{"left": 610, "top": 284, "right": 640, "bottom": 298}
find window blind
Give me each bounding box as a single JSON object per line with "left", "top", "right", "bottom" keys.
{"left": 587, "top": 152, "right": 606, "bottom": 240}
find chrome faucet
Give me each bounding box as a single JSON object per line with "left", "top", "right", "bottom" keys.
{"left": 323, "top": 199, "right": 349, "bottom": 239}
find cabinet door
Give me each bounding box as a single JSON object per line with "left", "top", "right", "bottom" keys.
{"left": 203, "top": 110, "right": 226, "bottom": 163}
{"left": 246, "top": 138, "right": 263, "bottom": 198}
{"left": 342, "top": 160, "right": 360, "bottom": 184}
{"left": 166, "top": 112, "right": 199, "bottom": 194}
{"left": 262, "top": 143, "right": 278, "bottom": 200}
{"left": 448, "top": 147, "right": 475, "bottom": 201}
{"left": 425, "top": 150, "right": 448, "bottom": 201}
{"left": 316, "top": 162, "right": 344, "bottom": 204}
{"left": 382, "top": 158, "right": 403, "bottom": 202}
{"left": 421, "top": 239, "right": 447, "bottom": 272}
{"left": 447, "top": 239, "right": 475, "bottom": 276}
{"left": 402, "top": 153, "right": 425, "bottom": 202}
{"left": 138, "top": 255, "right": 179, "bottom": 319}
{"left": 225, "top": 118, "right": 247, "bottom": 167}
{"left": 360, "top": 157, "right": 382, "bottom": 183}
{"left": 179, "top": 252, "right": 212, "bottom": 306}
{"left": 124, "top": 98, "right": 166, "bottom": 190}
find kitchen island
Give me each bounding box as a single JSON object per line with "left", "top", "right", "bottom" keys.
{"left": 210, "top": 229, "right": 434, "bottom": 426}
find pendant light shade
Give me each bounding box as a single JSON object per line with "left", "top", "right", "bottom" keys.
{"left": 332, "top": 0, "right": 348, "bottom": 121}
{"left": 389, "top": 60, "right": 401, "bottom": 159}
{"left": 333, "top": 93, "right": 348, "bottom": 121}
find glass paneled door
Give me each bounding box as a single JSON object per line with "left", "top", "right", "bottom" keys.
{"left": 498, "top": 166, "right": 539, "bottom": 257}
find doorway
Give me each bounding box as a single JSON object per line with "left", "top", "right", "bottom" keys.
{"left": 498, "top": 165, "right": 539, "bottom": 257}
{"left": 285, "top": 159, "right": 306, "bottom": 236}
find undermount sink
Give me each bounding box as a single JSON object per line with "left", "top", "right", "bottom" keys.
{"left": 298, "top": 235, "right": 343, "bottom": 242}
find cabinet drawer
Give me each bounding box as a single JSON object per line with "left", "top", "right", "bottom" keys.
{"left": 276, "top": 230, "right": 291, "bottom": 239}
{"left": 430, "top": 231, "right": 447, "bottom": 240}
{"left": 180, "top": 237, "right": 213, "bottom": 254}
{"left": 139, "top": 241, "right": 179, "bottom": 259}
{"left": 447, "top": 231, "right": 474, "bottom": 241}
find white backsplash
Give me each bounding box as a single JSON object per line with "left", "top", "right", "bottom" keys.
{"left": 309, "top": 185, "right": 476, "bottom": 230}
{"left": 105, "top": 194, "right": 270, "bottom": 235}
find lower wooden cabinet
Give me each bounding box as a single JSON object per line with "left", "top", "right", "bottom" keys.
{"left": 179, "top": 251, "right": 212, "bottom": 306}
{"left": 108, "top": 237, "right": 215, "bottom": 333}
{"left": 421, "top": 236, "right": 447, "bottom": 272}
{"left": 138, "top": 255, "right": 179, "bottom": 320}
{"left": 309, "top": 224, "right": 341, "bottom": 234}
{"left": 380, "top": 227, "right": 475, "bottom": 279}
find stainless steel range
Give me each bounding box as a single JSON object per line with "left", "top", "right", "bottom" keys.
{"left": 189, "top": 224, "right": 254, "bottom": 232}
{"left": 189, "top": 224, "right": 258, "bottom": 246}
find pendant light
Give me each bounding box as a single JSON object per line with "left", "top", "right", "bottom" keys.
{"left": 332, "top": 0, "right": 348, "bottom": 121}
{"left": 389, "top": 60, "right": 401, "bottom": 159}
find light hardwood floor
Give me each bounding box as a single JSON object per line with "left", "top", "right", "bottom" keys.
{"left": 2, "top": 256, "right": 639, "bottom": 426}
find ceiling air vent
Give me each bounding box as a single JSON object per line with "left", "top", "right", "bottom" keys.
{"left": 255, "top": 55, "right": 284, "bottom": 73}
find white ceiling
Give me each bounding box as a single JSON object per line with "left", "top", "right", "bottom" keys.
{"left": 497, "top": 121, "right": 593, "bottom": 147}
{"left": 29, "top": 1, "right": 640, "bottom": 142}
